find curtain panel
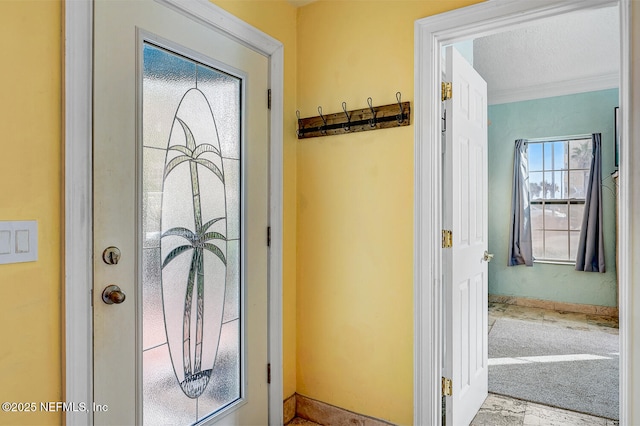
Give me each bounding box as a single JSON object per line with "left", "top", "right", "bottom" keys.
{"left": 575, "top": 133, "right": 605, "bottom": 272}
{"left": 508, "top": 139, "right": 533, "bottom": 266}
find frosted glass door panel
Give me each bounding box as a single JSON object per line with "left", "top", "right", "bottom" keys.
{"left": 142, "top": 42, "right": 242, "bottom": 425}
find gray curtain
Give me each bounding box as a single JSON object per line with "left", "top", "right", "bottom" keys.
{"left": 575, "top": 133, "right": 605, "bottom": 272}
{"left": 508, "top": 139, "right": 533, "bottom": 266}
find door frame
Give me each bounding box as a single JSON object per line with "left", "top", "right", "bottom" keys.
{"left": 64, "top": 1, "right": 284, "bottom": 424}
{"left": 413, "top": 0, "right": 632, "bottom": 424}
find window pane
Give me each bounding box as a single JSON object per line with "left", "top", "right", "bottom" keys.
{"left": 544, "top": 231, "right": 569, "bottom": 260}
{"left": 531, "top": 203, "right": 544, "bottom": 231}
{"left": 569, "top": 170, "right": 589, "bottom": 198}
{"left": 528, "top": 143, "right": 543, "bottom": 172}
{"left": 569, "top": 204, "right": 584, "bottom": 230}
{"left": 569, "top": 139, "right": 591, "bottom": 169}
{"left": 569, "top": 230, "right": 581, "bottom": 260}
{"left": 529, "top": 172, "right": 544, "bottom": 200}
{"left": 543, "top": 171, "right": 563, "bottom": 199}
{"left": 544, "top": 204, "right": 568, "bottom": 230}
{"left": 559, "top": 171, "right": 569, "bottom": 199}
{"left": 543, "top": 142, "right": 552, "bottom": 170}
{"left": 552, "top": 141, "right": 567, "bottom": 169}
{"left": 532, "top": 229, "right": 544, "bottom": 259}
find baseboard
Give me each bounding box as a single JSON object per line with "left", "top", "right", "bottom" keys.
{"left": 489, "top": 294, "right": 618, "bottom": 317}
{"left": 284, "top": 393, "right": 396, "bottom": 425}
{"left": 284, "top": 393, "right": 296, "bottom": 424}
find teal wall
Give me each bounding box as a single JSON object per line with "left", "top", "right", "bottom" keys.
{"left": 488, "top": 89, "right": 619, "bottom": 307}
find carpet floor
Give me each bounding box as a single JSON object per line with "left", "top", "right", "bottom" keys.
{"left": 488, "top": 317, "right": 619, "bottom": 420}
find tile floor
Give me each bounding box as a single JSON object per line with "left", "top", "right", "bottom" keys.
{"left": 288, "top": 303, "right": 619, "bottom": 426}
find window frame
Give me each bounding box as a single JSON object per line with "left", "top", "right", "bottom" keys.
{"left": 526, "top": 135, "right": 592, "bottom": 264}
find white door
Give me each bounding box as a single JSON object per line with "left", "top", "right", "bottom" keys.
{"left": 442, "top": 46, "right": 489, "bottom": 426}
{"left": 93, "top": 1, "right": 269, "bottom": 424}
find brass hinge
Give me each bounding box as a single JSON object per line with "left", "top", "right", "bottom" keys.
{"left": 442, "top": 230, "right": 453, "bottom": 248}
{"left": 442, "top": 377, "right": 453, "bottom": 396}
{"left": 441, "top": 82, "right": 452, "bottom": 101}
{"left": 267, "top": 89, "right": 272, "bottom": 109}
{"left": 267, "top": 363, "right": 271, "bottom": 384}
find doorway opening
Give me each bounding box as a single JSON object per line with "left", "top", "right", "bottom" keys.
{"left": 413, "top": 0, "right": 630, "bottom": 424}
{"left": 448, "top": 7, "right": 619, "bottom": 423}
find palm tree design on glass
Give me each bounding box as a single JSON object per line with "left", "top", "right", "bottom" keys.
{"left": 161, "top": 112, "right": 227, "bottom": 399}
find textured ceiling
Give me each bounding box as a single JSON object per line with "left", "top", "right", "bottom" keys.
{"left": 472, "top": 6, "right": 620, "bottom": 104}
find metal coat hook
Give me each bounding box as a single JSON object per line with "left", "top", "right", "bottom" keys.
{"left": 295, "top": 93, "right": 410, "bottom": 139}
{"left": 318, "top": 106, "right": 327, "bottom": 134}
{"left": 367, "top": 97, "right": 376, "bottom": 127}
{"left": 396, "top": 92, "right": 405, "bottom": 123}
{"left": 342, "top": 102, "right": 351, "bottom": 131}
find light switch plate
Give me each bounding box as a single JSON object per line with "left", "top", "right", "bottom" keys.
{"left": 0, "top": 221, "right": 38, "bottom": 264}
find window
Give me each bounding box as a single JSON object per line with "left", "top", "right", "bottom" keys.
{"left": 528, "top": 137, "right": 591, "bottom": 263}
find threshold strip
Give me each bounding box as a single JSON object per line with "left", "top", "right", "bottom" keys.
{"left": 489, "top": 353, "right": 616, "bottom": 366}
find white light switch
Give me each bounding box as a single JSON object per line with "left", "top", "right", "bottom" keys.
{"left": 0, "top": 221, "right": 38, "bottom": 264}
{"left": 15, "top": 229, "right": 30, "bottom": 253}
{"left": 0, "top": 231, "right": 10, "bottom": 255}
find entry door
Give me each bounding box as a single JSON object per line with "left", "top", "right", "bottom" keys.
{"left": 93, "top": 1, "right": 269, "bottom": 424}
{"left": 442, "top": 46, "right": 489, "bottom": 426}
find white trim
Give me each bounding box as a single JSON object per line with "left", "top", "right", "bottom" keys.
{"left": 525, "top": 134, "right": 593, "bottom": 143}
{"left": 616, "top": 0, "right": 631, "bottom": 422}
{"left": 64, "top": 0, "right": 93, "bottom": 424}
{"left": 414, "top": 0, "right": 630, "bottom": 424}
{"left": 65, "top": 1, "right": 284, "bottom": 424}
{"left": 489, "top": 73, "right": 619, "bottom": 105}
{"left": 267, "top": 44, "right": 285, "bottom": 426}
{"left": 156, "top": 0, "right": 282, "bottom": 55}
{"left": 413, "top": 15, "right": 443, "bottom": 425}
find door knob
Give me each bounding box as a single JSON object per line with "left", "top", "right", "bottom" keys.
{"left": 102, "top": 285, "right": 126, "bottom": 304}
{"left": 483, "top": 250, "right": 494, "bottom": 262}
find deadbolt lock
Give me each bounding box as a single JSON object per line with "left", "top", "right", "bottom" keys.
{"left": 102, "top": 246, "right": 121, "bottom": 265}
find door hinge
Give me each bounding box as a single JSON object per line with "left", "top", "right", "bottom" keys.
{"left": 267, "top": 226, "right": 271, "bottom": 247}
{"left": 442, "top": 376, "right": 453, "bottom": 396}
{"left": 442, "top": 230, "right": 453, "bottom": 248}
{"left": 267, "top": 363, "right": 271, "bottom": 384}
{"left": 441, "top": 82, "right": 452, "bottom": 101}
{"left": 267, "top": 89, "right": 272, "bottom": 110}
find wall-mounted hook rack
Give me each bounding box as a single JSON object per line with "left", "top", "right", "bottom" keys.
{"left": 297, "top": 92, "right": 410, "bottom": 139}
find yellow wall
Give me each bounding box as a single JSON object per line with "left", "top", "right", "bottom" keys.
{"left": 0, "top": 1, "right": 63, "bottom": 425}
{"left": 211, "top": 0, "right": 299, "bottom": 400}
{"left": 295, "top": 1, "right": 479, "bottom": 424}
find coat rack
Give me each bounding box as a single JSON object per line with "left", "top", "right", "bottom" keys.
{"left": 297, "top": 92, "right": 410, "bottom": 139}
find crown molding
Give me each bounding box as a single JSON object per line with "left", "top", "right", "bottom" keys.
{"left": 489, "top": 72, "right": 619, "bottom": 105}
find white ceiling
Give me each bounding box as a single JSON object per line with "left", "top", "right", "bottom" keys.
{"left": 471, "top": 6, "right": 620, "bottom": 105}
